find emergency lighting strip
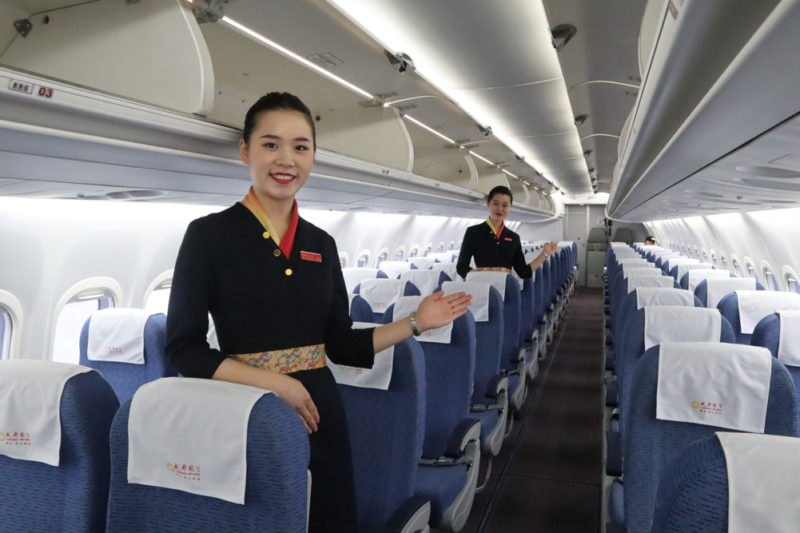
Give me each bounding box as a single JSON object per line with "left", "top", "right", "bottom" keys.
{"left": 218, "top": 16, "right": 551, "bottom": 195}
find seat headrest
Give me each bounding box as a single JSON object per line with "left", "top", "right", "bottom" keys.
{"left": 87, "top": 308, "right": 150, "bottom": 365}
{"left": 359, "top": 279, "right": 409, "bottom": 313}
{"left": 705, "top": 278, "right": 756, "bottom": 309}
{"left": 443, "top": 281, "right": 491, "bottom": 322}
{"left": 465, "top": 270, "right": 508, "bottom": 301}
{"left": 635, "top": 288, "right": 695, "bottom": 309}
{"left": 643, "top": 306, "right": 721, "bottom": 350}
{"left": 735, "top": 290, "right": 800, "bottom": 334}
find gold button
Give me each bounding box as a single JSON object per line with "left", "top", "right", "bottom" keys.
{"left": 273, "top": 249, "right": 281, "bottom": 257}
{"left": 285, "top": 268, "right": 293, "bottom": 276}
{"left": 262, "top": 231, "right": 270, "bottom": 239}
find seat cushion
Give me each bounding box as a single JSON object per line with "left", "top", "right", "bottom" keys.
{"left": 415, "top": 463, "right": 468, "bottom": 526}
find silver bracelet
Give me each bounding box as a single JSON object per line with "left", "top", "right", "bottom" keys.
{"left": 409, "top": 312, "right": 422, "bottom": 336}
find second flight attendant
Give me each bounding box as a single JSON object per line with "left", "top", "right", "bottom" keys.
{"left": 456, "top": 185, "right": 557, "bottom": 279}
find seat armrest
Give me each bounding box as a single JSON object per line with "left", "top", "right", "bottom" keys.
{"left": 384, "top": 497, "right": 431, "bottom": 533}
{"left": 444, "top": 418, "right": 481, "bottom": 458}
{"left": 482, "top": 374, "right": 509, "bottom": 400}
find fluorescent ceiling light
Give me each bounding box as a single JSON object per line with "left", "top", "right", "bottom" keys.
{"left": 220, "top": 17, "right": 376, "bottom": 101}
{"left": 403, "top": 114, "right": 457, "bottom": 145}
{"left": 326, "top": 0, "right": 567, "bottom": 191}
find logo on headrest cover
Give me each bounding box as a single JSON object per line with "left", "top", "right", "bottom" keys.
{"left": 105, "top": 346, "right": 123, "bottom": 354}
{"left": 0, "top": 431, "right": 31, "bottom": 446}
{"left": 690, "top": 401, "right": 723, "bottom": 415}
{"left": 166, "top": 462, "right": 202, "bottom": 482}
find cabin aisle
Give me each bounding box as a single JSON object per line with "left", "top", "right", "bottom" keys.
{"left": 454, "top": 287, "right": 605, "bottom": 533}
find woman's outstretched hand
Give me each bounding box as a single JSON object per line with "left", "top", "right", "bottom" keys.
{"left": 415, "top": 290, "right": 472, "bottom": 332}
{"left": 543, "top": 241, "right": 558, "bottom": 256}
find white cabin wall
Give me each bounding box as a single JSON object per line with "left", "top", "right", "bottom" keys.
{"left": 646, "top": 207, "right": 800, "bottom": 290}
{"left": 0, "top": 196, "right": 565, "bottom": 360}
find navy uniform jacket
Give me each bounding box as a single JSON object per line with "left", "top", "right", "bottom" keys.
{"left": 456, "top": 221, "right": 532, "bottom": 279}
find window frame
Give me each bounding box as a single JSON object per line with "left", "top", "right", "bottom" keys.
{"left": 782, "top": 265, "right": 800, "bottom": 294}
{"left": 375, "top": 247, "right": 389, "bottom": 268}
{"left": 50, "top": 277, "right": 123, "bottom": 362}
{"left": 356, "top": 249, "right": 371, "bottom": 268}
{"left": 760, "top": 260, "right": 780, "bottom": 291}
{"left": 0, "top": 290, "right": 24, "bottom": 360}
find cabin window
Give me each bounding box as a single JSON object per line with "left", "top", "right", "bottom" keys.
{"left": 52, "top": 288, "right": 117, "bottom": 364}
{"left": 143, "top": 270, "right": 174, "bottom": 316}
{"left": 356, "top": 250, "right": 371, "bottom": 268}
{"left": 51, "top": 278, "right": 122, "bottom": 364}
{"left": 438, "top": 241, "right": 446, "bottom": 252}
{"left": 423, "top": 243, "right": 433, "bottom": 257}
{"left": 731, "top": 256, "right": 744, "bottom": 277}
{"left": 0, "top": 308, "right": 11, "bottom": 360}
{"left": 393, "top": 246, "right": 406, "bottom": 261}
{"left": 0, "top": 291, "right": 23, "bottom": 360}
{"left": 762, "top": 265, "right": 779, "bottom": 291}
{"left": 701, "top": 248, "right": 709, "bottom": 260}
{"left": 338, "top": 252, "right": 348, "bottom": 268}
{"left": 743, "top": 258, "right": 758, "bottom": 283}
{"left": 408, "top": 245, "right": 419, "bottom": 259}
{"left": 375, "top": 248, "right": 389, "bottom": 268}
{"left": 448, "top": 241, "right": 456, "bottom": 250}
{"left": 783, "top": 266, "right": 800, "bottom": 294}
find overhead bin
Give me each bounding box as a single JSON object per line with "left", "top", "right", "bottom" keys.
{"left": 609, "top": 0, "right": 794, "bottom": 220}
{"left": 0, "top": 66, "right": 555, "bottom": 221}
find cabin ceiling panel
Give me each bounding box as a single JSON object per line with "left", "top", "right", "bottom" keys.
{"left": 542, "top": 0, "right": 643, "bottom": 197}
{"left": 2, "top": 0, "right": 78, "bottom": 13}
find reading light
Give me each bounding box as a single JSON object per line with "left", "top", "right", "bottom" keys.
{"left": 220, "top": 17, "right": 376, "bottom": 102}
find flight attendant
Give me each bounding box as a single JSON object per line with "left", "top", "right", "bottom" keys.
{"left": 456, "top": 185, "right": 557, "bottom": 279}
{"left": 166, "top": 92, "right": 471, "bottom": 533}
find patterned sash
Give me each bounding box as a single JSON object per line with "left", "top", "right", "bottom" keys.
{"left": 230, "top": 344, "right": 326, "bottom": 374}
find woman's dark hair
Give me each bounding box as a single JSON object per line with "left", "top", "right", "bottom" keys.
{"left": 487, "top": 185, "right": 513, "bottom": 204}
{"left": 242, "top": 92, "right": 316, "bottom": 148}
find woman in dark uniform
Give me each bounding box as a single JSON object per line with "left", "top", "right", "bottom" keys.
{"left": 165, "top": 92, "right": 471, "bottom": 533}
{"left": 456, "top": 185, "right": 557, "bottom": 279}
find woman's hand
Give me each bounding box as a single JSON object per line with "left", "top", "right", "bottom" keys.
{"left": 415, "top": 291, "right": 472, "bottom": 332}
{"left": 273, "top": 373, "right": 320, "bottom": 434}
{"left": 543, "top": 241, "right": 558, "bottom": 256}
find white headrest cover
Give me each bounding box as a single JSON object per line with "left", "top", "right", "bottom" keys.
{"left": 359, "top": 279, "right": 408, "bottom": 313}
{"left": 87, "top": 308, "right": 149, "bottom": 364}
{"left": 736, "top": 290, "right": 800, "bottom": 334}
{"left": 128, "top": 377, "right": 269, "bottom": 504}
{"left": 623, "top": 267, "right": 662, "bottom": 279}
{"left": 627, "top": 276, "right": 675, "bottom": 293}
{"left": 675, "top": 262, "right": 713, "bottom": 280}
{"left": 443, "top": 281, "right": 490, "bottom": 322}
{"left": 0, "top": 360, "right": 92, "bottom": 466}
{"left": 656, "top": 343, "right": 772, "bottom": 433}
{"left": 636, "top": 288, "right": 695, "bottom": 309}
{"left": 433, "top": 262, "right": 459, "bottom": 281}
{"left": 342, "top": 268, "right": 379, "bottom": 294}
{"left": 686, "top": 269, "right": 730, "bottom": 291}
{"left": 409, "top": 257, "right": 435, "bottom": 270}
{"left": 466, "top": 270, "right": 507, "bottom": 301}
{"left": 705, "top": 278, "right": 756, "bottom": 309}
{"left": 777, "top": 310, "right": 800, "bottom": 367}
{"left": 617, "top": 258, "right": 649, "bottom": 265}
{"left": 392, "top": 296, "right": 452, "bottom": 344}
{"left": 716, "top": 432, "right": 800, "bottom": 533}
{"left": 328, "top": 322, "right": 394, "bottom": 389}
{"left": 400, "top": 270, "right": 439, "bottom": 296}
{"left": 644, "top": 306, "right": 721, "bottom": 350}
{"left": 375, "top": 261, "right": 411, "bottom": 279}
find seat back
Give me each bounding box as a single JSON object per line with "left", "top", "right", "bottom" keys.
{"left": 375, "top": 260, "right": 412, "bottom": 279}
{"left": 337, "top": 338, "right": 427, "bottom": 532}
{"left": 612, "top": 227, "right": 633, "bottom": 244}
{"left": 385, "top": 306, "right": 476, "bottom": 459}
{"left": 613, "top": 288, "right": 701, "bottom": 346}
{"left": 342, "top": 267, "right": 387, "bottom": 294}
{"left": 752, "top": 311, "right": 800, "bottom": 424}
{"left": 0, "top": 363, "right": 118, "bottom": 533}
{"left": 679, "top": 268, "right": 730, "bottom": 290}
{"left": 466, "top": 274, "right": 521, "bottom": 373}
{"left": 80, "top": 310, "right": 175, "bottom": 404}
{"left": 695, "top": 276, "right": 762, "bottom": 307}
{"left": 400, "top": 269, "right": 443, "bottom": 296}
{"left": 623, "top": 344, "right": 797, "bottom": 532}
{"left": 717, "top": 290, "right": 800, "bottom": 344}
{"left": 107, "top": 383, "right": 309, "bottom": 533}
{"left": 519, "top": 277, "right": 535, "bottom": 345}
{"left": 353, "top": 279, "right": 421, "bottom": 322}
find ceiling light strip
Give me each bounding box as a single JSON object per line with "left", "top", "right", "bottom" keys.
{"left": 468, "top": 150, "right": 495, "bottom": 166}
{"left": 403, "top": 114, "right": 457, "bottom": 145}
{"left": 220, "top": 17, "right": 376, "bottom": 101}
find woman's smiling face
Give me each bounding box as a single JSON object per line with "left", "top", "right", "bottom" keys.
{"left": 239, "top": 109, "right": 315, "bottom": 207}
{"left": 488, "top": 193, "right": 512, "bottom": 226}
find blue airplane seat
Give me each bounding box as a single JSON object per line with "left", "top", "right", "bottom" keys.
{"left": 337, "top": 337, "right": 431, "bottom": 533}
{"left": 519, "top": 277, "right": 539, "bottom": 379}
{"left": 752, "top": 312, "right": 800, "bottom": 425}
{"left": 106, "top": 381, "right": 310, "bottom": 533}
{"left": 717, "top": 291, "right": 800, "bottom": 344}
{"left": 612, "top": 343, "right": 796, "bottom": 532}
{"left": 678, "top": 268, "right": 731, "bottom": 290}
{"left": 0, "top": 363, "right": 118, "bottom": 533}
{"left": 652, "top": 432, "right": 800, "bottom": 533}
{"left": 694, "top": 277, "right": 763, "bottom": 307}
{"left": 352, "top": 279, "right": 421, "bottom": 322}
{"left": 341, "top": 267, "right": 389, "bottom": 294}
{"left": 382, "top": 305, "right": 480, "bottom": 531}
{"left": 79, "top": 310, "right": 176, "bottom": 404}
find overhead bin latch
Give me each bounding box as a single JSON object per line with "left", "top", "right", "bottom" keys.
{"left": 13, "top": 19, "right": 32, "bottom": 38}
{"left": 190, "top": 0, "right": 231, "bottom": 24}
